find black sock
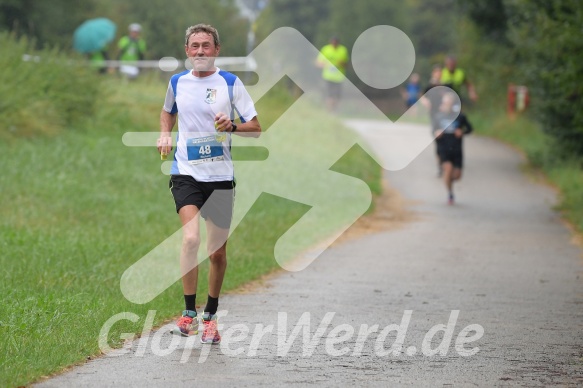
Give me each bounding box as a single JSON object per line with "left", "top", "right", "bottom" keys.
{"left": 184, "top": 294, "right": 196, "bottom": 312}
{"left": 204, "top": 295, "right": 219, "bottom": 315}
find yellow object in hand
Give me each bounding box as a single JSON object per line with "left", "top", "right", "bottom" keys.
{"left": 215, "top": 121, "right": 226, "bottom": 143}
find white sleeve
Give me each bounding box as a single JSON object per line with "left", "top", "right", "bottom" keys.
{"left": 162, "top": 81, "right": 177, "bottom": 114}
{"left": 233, "top": 77, "right": 257, "bottom": 122}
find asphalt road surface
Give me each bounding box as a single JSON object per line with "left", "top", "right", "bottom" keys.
{"left": 38, "top": 121, "right": 583, "bottom": 387}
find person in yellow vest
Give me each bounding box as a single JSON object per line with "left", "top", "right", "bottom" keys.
{"left": 316, "top": 37, "right": 350, "bottom": 112}
{"left": 440, "top": 55, "right": 478, "bottom": 106}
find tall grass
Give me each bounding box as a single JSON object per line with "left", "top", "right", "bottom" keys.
{"left": 0, "top": 32, "right": 100, "bottom": 139}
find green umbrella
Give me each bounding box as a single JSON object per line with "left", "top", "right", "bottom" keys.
{"left": 73, "top": 18, "right": 116, "bottom": 53}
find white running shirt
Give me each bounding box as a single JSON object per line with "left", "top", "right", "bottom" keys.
{"left": 163, "top": 68, "right": 257, "bottom": 181}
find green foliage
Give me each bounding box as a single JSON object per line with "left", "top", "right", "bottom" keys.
{"left": 0, "top": 0, "right": 249, "bottom": 59}
{"left": 256, "top": 0, "right": 330, "bottom": 44}
{"left": 506, "top": 0, "right": 583, "bottom": 155}
{"left": 458, "top": 0, "right": 583, "bottom": 157}
{"left": 454, "top": 19, "right": 517, "bottom": 106}
{"left": 316, "top": 0, "right": 411, "bottom": 49}
{"left": 0, "top": 0, "right": 96, "bottom": 50}
{"left": 456, "top": 0, "right": 509, "bottom": 42}
{"left": 92, "top": 0, "right": 249, "bottom": 59}
{"left": 257, "top": 0, "right": 419, "bottom": 48}
{"left": 0, "top": 32, "right": 100, "bottom": 139}
{"left": 453, "top": 0, "right": 583, "bottom": 239}
{"left": 548, "top": 164, "right": 583, "bottom": 232}
{"left": 406, "top": 0, "right": 457, "bottom": 55}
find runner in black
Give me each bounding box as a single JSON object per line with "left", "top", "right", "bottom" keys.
{"left": 433, "top": 92, "right": 473, "bottom": 205}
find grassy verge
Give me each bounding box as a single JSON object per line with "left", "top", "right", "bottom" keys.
{"left": 0, "top": 33, "right": 100, "bottom": 140}
{"left": 0, "top": 70, "right": 381, "bottom": 386}
{"left": 471, "top": 110, "right": 583, "bottom": 232}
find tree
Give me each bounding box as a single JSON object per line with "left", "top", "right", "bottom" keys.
{"left": 0, "top": 0, "right": 96, "bottom": 49}
{"left": 459, "top": 0, "right": 583, "bottom": 156}
{"left": 0, "top": 0, "right": 249, "bottom": 59}
{"left": 255, "top": 0, "right": 330, "bottom": 45}
{"left": 507, "top": 0, "right": 583, "bottom": 155}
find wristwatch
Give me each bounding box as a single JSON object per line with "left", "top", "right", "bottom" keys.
{"left": 231, "top": 122, "right": 237, "bottom": 132}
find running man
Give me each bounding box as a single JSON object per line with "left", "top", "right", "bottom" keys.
{"left": 316, "top": 36, "right": 350, "bottom": 112}
{"left": 433, "top": 92, "right": 473, "bottom": 205}
{"left": 157, "top": 24, "right": 261, "bottom": 343}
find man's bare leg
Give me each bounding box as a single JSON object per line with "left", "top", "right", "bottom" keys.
{"left": 442, "top": 161, "right": 455, "bottom": 204}
{"left": 199, "top": 218, "right": 229, "bottom": 344}
{"left": 178, "top": 205, "right": 201, "bottom": 295}
{"left": 452, "top": 167, "right": 462, "bottom": 182}
{"left": 173, "top": 205, "right": 202, "bottom": 336}
{"left": 205, "top": 218, "right": 229, "bottom": 300}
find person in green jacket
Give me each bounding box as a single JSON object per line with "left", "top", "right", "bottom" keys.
{"left": 316, "top": 36, "right": 350, "bottom": 112}
{"left": 118, "top": 23, "right": 146, "bottom": 79}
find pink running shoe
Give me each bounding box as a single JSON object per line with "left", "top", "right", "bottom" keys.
{"left": 200, "top": 312, "right": 221, "bottom": 344}
{"left": 174, "top": 310, "right": 198, "bottom": 337}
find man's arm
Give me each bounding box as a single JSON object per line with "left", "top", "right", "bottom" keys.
{"left": 338, "top": 46, "right": 350, "bottom": 69}
{"left": 315, "top": 51, "right": 326, "bottom": 69}
{"left": 157, "top": 109, "right": 176, "bottom": 154}
{"left": 461, "top": 114, "right": 473, "bottom": 135}
{"left": 215, "top": 113, "right": 261, "bottom": 138}
{"left": 234, "top": 116, "right": 261, "bottom": 138}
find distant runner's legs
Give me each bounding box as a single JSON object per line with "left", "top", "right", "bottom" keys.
{"left": 442, "top": 161, "right": 463, "bottom": 205}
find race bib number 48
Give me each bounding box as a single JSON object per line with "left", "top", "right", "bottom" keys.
{"left": 187, "top": 136, "right": 224, "bottom": 165}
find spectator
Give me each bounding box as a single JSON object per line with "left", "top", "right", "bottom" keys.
{"left": 118, "top": 23, "right": 146, "bottom": 79}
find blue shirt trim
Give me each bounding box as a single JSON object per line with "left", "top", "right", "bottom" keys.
{"left": 218, "top": 70, "right": 237, "bottom": 120}
{"left": 169, "top": 70, "right": 189, "bottom": 114}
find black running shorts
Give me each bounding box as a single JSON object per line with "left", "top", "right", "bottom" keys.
{"left": 169, "top": 175, "right": 235, "bottom": 229}
{"left": 438, "top": 146, "right": 463, "bottom": 169}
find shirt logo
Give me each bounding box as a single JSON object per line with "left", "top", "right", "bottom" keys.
{"left": 205, "top": 88, "right": 217, "bottom": 104}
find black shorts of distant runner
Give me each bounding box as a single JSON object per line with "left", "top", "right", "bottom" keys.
{"left": 437, "top": 143, "right": 463, "bottom": 169}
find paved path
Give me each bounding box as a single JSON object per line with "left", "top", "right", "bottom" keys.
{"left": 39, "top": 121, "right": 583, "bottom": 387}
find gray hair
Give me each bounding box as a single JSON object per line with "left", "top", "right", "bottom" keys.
{"left": 185, "top": 24, "right": 220, "bottom": 47}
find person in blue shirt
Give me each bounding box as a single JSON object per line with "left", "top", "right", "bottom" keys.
{"left": 401, "top": 72, "right": 422, "bottom": 116}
